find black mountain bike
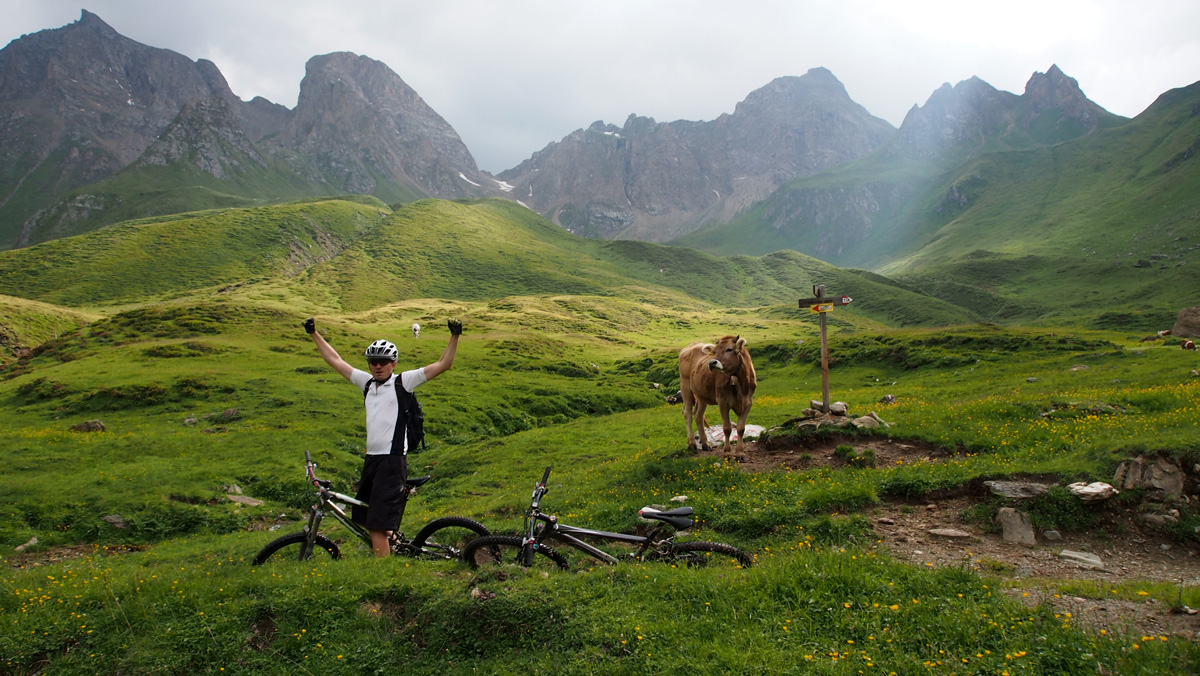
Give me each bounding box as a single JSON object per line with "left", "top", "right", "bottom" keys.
{"left": 253, "top": 451, "right": 490, "bottom": 564}
{"left": 462, "top": 467, "right": 753, "bottom": 570}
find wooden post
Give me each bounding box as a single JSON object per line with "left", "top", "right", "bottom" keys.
{"left": 796, "top": 283, "right": 852, "bottom": 415}
{"left": 819, "top": 309, "right": 830, "bottom": 413}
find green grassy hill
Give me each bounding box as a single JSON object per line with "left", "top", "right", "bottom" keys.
{"left": 2, "top": 194, "right": 1198, "bottom": 674}
{"left": 0, "top": 197, "right": 977, "bottom": 326}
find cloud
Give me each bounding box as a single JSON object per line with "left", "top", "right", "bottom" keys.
{"left": 4, "top": 0, "right": 1198, "bottom": 172}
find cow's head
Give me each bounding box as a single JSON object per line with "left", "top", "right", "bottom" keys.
{"left": 705, "top": 335, "right": 746, "bottom": 374}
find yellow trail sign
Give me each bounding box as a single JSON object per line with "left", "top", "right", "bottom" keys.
{"left": 810, "top": 303, "right": 834, "bottom": 313}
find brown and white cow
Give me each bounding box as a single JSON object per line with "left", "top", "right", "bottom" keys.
{"left": 678, "top": 335, "right": 757, "bottom": 456}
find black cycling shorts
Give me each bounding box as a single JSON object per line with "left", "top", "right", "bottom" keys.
{"left": 352, "top": 453, "right": 408, "bottom": 532}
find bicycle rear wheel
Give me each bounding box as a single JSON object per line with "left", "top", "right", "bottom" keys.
{"left": 408, "top": 516, "right": 491, "bottom": 561}
{"left": 462, "top": 534, "right": 570, "bottom": 571}
{"left": 665, "top": 540, "right": 753, "bottom": 569}
{"left": 252, "top": 531, "right": 341, "bottom": 565}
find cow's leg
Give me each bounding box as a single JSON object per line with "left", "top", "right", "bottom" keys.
{"left": 693, "top": 402, "right": 711, "bottom": 451}
{"left": 719, "top": 405, "right": 734, "bottom": 456}
{"left": 735, "top": 403, "right": 752, "bottom": 454}
{"left": 681, "top": 391, "right": 696, "bottom": 450}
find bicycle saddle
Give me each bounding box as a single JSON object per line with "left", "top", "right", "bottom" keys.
{"left": 406, "top": 475, "right": 432, "bottom": 488}
{"left": 638, "top": 506, "right": 694, "bottom": 530}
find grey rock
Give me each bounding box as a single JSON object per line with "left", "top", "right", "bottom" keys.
{"left": 1026, "top": 377, "right": 1038, "bottom": 383}
{"left": 1043, "top": 530, "right": 1062, "bottom": 542}
{"left": 984, "top": 480, "right": 1051, "bottom": 499}
{"left": 997, "top": 507, "right": 1036, "bottom": 546}
{"left": 829, "top": 401, "right": 849, "bottom": 416}
{"left": 226, "top": 495, "right": 264, "bottom": 507}
{"left": 929, "top": 528, "right": 973, "bottom": 539}
{"left": 1060, "top": 550, "right": 1104, "bottom": 569}
{"left": 14, "top": 536, "right": 38, "bottom": 552}
{"left": 102, "top": 514, "right": 128, "bottom": 529}
{"left": 1115, "top": 455, "right": 1185, "bottom": 498}
{"left": 1172, "top": 306, "right": 1200, "bottom": 338}
{"left": 70, "top": 419, "right": 106, "bottom": 432}
{"left": 851, "top": 416, "right": 880, "bottom": 428}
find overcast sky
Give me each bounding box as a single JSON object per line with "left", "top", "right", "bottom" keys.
{"left": 4, "top": 1, "right": 1199, "bottom": 173}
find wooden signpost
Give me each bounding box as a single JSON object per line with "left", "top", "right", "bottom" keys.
{"left": 797, "top": 284, "right": 853, "bottom": 413}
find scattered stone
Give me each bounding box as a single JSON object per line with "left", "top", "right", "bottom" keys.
{"left": 14, "top": 536, "right": 38, "bottom": 552}
{"left": 984, "top": 480, "right": 1051, "bottom": 499}
{"left": 925, "top": 504, "right": 938, "bottom": 511}
{"left": 929, "top": 528, "right": 973, "bottom": 539}
{"left": 1138, "top": 513, "right": 1178, "bottom": 527}
{"left": 183, "top": 417, "right": 198, "bottom": 426}
{"left": 69, "top": 419, "right": 105, "bottom": 432}
{"left": 879, "top": 394, "right": 896, "bottom": 404}
{"left": 670, "top": 495, "right": 688, "bottom": 503}
{"left": 997, "top": 507, "right": 1036, "bottom": 547}
{"left": 877, "top": 517, "right": 896, "bottom": 525}
{"left": 1069, "top": 364, "right": 1089, "bottom": 372}
{"left": 1191, "top": 370, "right": 1199, "bottom": 377}
{"left": 226, "top": 495, "right": 264, "bottom": 507}
{"left": 225, "top": 484, "right": 243, "bottom": 495}
{"left": 1026, "top": 377, "right": 1038, "bottom": 383}
{"left": 1043, "top": 530, "right": 1063, "bottom": 542}
{"left": 1060, "top": 550, "right": 1105, "bottom": 569}
{"left": 1067, "top": 481, "right": 1119, "bottom": 503}
{"left": 102, "top": 514, "right": 128, "bottom": 529}
{"left": 829, "top": 401, "right": 849, "bottom": 416}
{"left": 213, "top": 408, "right": 242, "bottom": 423}
{"left": 1015, "top": 565, "right": 1034, "bottom": 577}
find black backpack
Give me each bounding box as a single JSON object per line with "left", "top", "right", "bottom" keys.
{"left": 363, "top": 377, "right": 426, "bottom": 454}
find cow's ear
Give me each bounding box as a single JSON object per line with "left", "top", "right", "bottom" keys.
{"left": 701, "top": 343, "right": 716, "bottom": 354}
{"left": 736, "top": 337, "right": 746, "bottom": 350}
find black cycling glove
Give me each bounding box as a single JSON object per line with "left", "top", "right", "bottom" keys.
{"left": 303, "top": 318, "right": 316, "bottom": 335}
{"left": 447, "top": 319, "right": 463, "bottom": 336}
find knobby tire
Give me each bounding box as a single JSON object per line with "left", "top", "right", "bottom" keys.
{"left": 462, "top": 534, "right": 570, "bottom": 570}
{"left": 252, "top": 532, "right": 341, "bottom": 565}
{"left": 666, "top": 540, "right": 753, "bottom": 568}
{"left": 408, "top": 516, "right": 491, "bottom": 561}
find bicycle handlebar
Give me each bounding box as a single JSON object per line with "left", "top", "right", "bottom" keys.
{"left": 540, "top": 466, "right": 552, "bottom": 486}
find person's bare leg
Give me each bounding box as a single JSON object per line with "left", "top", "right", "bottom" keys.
{"left": 370, "top": 530, "right": 391, "bottom": 557}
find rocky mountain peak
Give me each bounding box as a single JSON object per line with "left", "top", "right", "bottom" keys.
{"left": 275, "top": 51, "right": 486, "bottom": 199}
{"left": 134, "top": 96, "right": 266, "bottom": 178}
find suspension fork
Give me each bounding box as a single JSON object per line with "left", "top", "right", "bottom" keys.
{"left": 300, "top": 503, "right": 325, "bottom": 560}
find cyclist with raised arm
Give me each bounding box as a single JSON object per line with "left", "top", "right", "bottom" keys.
{"left": 304, "top": 317, "right": 463, "bottom": 557}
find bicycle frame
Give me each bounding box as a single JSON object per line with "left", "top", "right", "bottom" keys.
{"left": 522, "top": 467, "right": 682, "bottom": 565}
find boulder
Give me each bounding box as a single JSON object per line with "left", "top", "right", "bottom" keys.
{"left": 929, "top": 528, "right": 973, "bottom": 539}
{"left": 1114, "top": 455, "right": 1185, "bottom": 498}
{"left": 226, "top": 495, "right": 264, "bottom": 507}
{"left": 996, "top": 507, "right": 1036, "bottom": 546}
{"left": 1172, "top": 306, "right": 1200, "bottom": 338}
{"left": 102, "top": 514, "right": 128, "bottom": 529}
{"left": 851, "top": 416, "right": 880, "bottom": 429}
{"left": 1059, "top": 550, "right": 1104, "bottom": 569}
{"left": 1066, "top": 481, "right": 1119, "bottom": 503}
{"left": 984, "top": 480, "right": 1051, "bottom": 499}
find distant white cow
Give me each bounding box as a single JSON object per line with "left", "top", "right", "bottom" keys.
{"left": 412, "top": 323, "right": 421, "bottom": 339}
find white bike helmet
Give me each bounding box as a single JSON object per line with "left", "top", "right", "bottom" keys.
{"left": 364, "top": 339, "right": 398, "bottom": 361}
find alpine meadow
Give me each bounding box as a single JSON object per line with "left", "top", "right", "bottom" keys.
{"left": 2, "top": 10, "right": 1200, "bottom": 676}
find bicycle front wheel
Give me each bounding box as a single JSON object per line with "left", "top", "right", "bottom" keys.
{"left": 252, "top": 531, "right": 342, "bottom": 565}
{"left": 462, "top": 534, "right": 570, "bottom": 571}
{"left": 665, "top": 540, "right": 753, "bottom": 569}
{"left": 408, "top": 516, "right": 491, "bottom": 561}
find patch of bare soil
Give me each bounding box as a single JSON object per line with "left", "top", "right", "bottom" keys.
{"left": 4, "top": 543, "right": 147, "bottom": 569}
{"left": 701, "top": 435, "right": 1200, "bottom": 640}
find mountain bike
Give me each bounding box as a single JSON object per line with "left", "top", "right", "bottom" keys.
{"left": 252, "top": 451, "right": 490, "bottom": 564}
{"left": 462, "top": 467, "right": 753, "bottom": 571}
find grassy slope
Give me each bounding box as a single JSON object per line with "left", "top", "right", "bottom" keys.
{"left": 0, "top": 294, "right": 100, "bottom": 357}
{"left": 1, "top": 197, "right": 1197, "bottom": 673}
{"left": 2, "top": 303, "right": 1198, "bottom": 674}
{"left": 0, "top": 198, "right": 391, "bottom": 307}
{"left": 0, "top": 197, "right": 977, "bottom": 326}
